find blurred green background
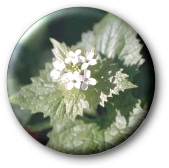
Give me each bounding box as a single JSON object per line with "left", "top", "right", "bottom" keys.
{"left": 7, "top": 7, "right": 155, "bottom": 145}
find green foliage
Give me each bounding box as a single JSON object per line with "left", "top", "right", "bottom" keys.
{"left": 9, "top": 13, "right": 146, "bottom": 154}
{"left": 10, "top": 63, "right": 64, "bottom": 121}
{"left": 77, "top": 14, "right": 144, "bottom": 67}
{"left": 47, "top": 101, "right": 145, "bottom": 154}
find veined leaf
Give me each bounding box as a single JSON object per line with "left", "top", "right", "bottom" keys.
{"left": 50, "top": 38, "right": 69, "bottom": 62}
{"left": 9, "top": 63, "right": 67, "bottom": 121}
{"left": 105, "top": 89, "right": 139, "bottom": 122}
{"left": 47, "top": 119, "right": 104, "bottom": 155}
{"left": 61, "top": 87, "right": 89, "bottom": 120}
{"left": 94, "top": 14, "right": 144, "bottom": 66}
{"left": 76, "top": 14, "right": 144, "bottom": 66}
{"left": 47, "top": 101, "right": 145, "bottom": 155}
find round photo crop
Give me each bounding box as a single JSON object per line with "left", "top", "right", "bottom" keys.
{"left": 7, "top": 7, "right": 155, "bottom": 155}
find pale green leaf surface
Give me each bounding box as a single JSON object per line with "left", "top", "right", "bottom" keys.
{"left": 61, "top": 87, "right": 89, "bottom": 120}
{"left": 47, "top": 119, "right": 104, "bottom": 155}
{"left": 75, "top": 31, "right": 95, "bottom": 51}
{"left": 111, "top": 69, "right": 137, "bottom": 95}
{"left": 10, "top": 63, "right": 66, "bottom": 121}
{"left": 47, "top": 101, "right": 145, "bottom": 154}
{"left": 95, "top": 14, "right": 145, "bottom": 66}
{"left": 50, "top": 38, "right": 69, "bottom": 61}
{"left": 76, "top": 14, "right": 144, "bottom": 67}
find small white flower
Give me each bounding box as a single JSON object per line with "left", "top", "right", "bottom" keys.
{"left": 50, "top": 60, "right": 65, "bottom": 79}
{"left": 79, "top": 51, "right": 97, "bottom": 70}
{"left": 64, "top": 71, "right": 83, "bottom": 90}
{"left": 65, "top": 49, "right": 81, "bottom": 65}
{"left": 81, "top": 70, "right": 97, "bottom": 90}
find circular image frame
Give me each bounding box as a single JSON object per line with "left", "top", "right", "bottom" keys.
{"left": 7, "top": 7, "right": 155, "bottom": 155}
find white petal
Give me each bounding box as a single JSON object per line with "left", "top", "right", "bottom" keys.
{"left": 61, "top": 75, "right": 68, "bottom": 83}
{"left": 73, "top": 71, "right": 80, "bottom": 77}
{"left": 88, "top": 78, "right": 97, "bottom": 85}
{"left": 53, "top": 61, "right": 65, "bottom": 71}
{"left": 65, "top": 57, "right": 72, "bottom": 64}
{"left": 68, "top": 51, "right": 74, "bottom": 57}
{"left": 86, "top": 51, "right": 94, "bottom": 60}
{"left": 73, "top": 71, "right": 79, "bottom": 80}
{"left": 78, "top": 56, "right": 86, "bottom": 63}
{"left": 77, "top": 75, "right": 84, "bottom": 81}
{"left": 89, "top": 59, "right": 97, "bottom": 65}
{"left": 60, "top": 62, "right": 66, "bottom": 69}
{"left": 75, "top": 49, "right": 81, "bottom": 56}
{"left": 75, "top": 81, "right": 81, "bottom": 89}
{"left": 66, "top": 82, "right": 74, "bottom": 90}
{"left": 72, "top": 58, "right": 78, "bottom": 64}
{"left": 81, "top": 63, "right": 89, "bottom": 70}
{"left": 84, "top": 69, "right": 91, "bottom": 78}
{"left": 53, "top": 61, "right": 60, "bottom": 69}
{"left": 66, "top": 72, "right": 74, "bottom": 80}
{"left": 81, "top": 82, "right": 88, "bottom": 90}
{"left": 50, "top": 69, "right": 60, "bottom": 79}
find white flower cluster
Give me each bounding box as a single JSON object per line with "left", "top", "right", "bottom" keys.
{"left": 50, "top": 49, "right": 97, "bottom": 91}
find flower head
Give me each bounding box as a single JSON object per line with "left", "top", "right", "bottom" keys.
{"left": 50, "top": 42, "right": 98, "bottom": 91}
{"left": 81, "top": 70, "right": 97, "bottom": 90}
{"left": 63, "top": 71, "right": 83, "bottom": 90}
{"left": 65, "top": 49, "right": 81, "bottom": 65}
{"left": 79, "top": 51, "right": 97, "bottom": 70}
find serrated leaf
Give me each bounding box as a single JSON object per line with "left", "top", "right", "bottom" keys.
{"left": 47, "top": 119, "right": 104, "bottom": 155}
{"left": 83, "top": 58, "right": 117, "bottom": 108}
{"left": 75, "top": 31, "right": 95, "bottom": 51}
{"left": 105, "top": 89, "right": 138, "bottom": 122}
{"left": 94, "top": 14, "right": 144, "bottom": 66}
{"left": 76, "top": 14, "right": 144, "bottom": 67}
{"left": 111, "top": 69, "right": 137, "bottom": 95}
{"left": 10, "top": 51, "right": 137, "bottom": 122}
{"left": 9, "top": 63, "right": 66, "bottom": 121}
{"left": 61, "top": 87, "right": 89, "bottom": 120}
{"left": 50, "top": 38, "right": 69, "bottom": 61}
{"left": 47, "top": 101, "right": 146, "bottom": 154}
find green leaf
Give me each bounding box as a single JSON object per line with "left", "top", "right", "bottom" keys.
{"left": 111, "top": 69, "right": 137, "bottom": 95}
{"left": 95, "top": 14, "right": 144, "bottom": 66}
{"left": 106, "top": 89, "right": 138, "bottom": 122}
{"left": 75, "top": 31, "right": 95, "bottom": 51}
{"left": 47, "top": 119, "right": 104, "bottom": 155}
{"left": 84, "top": 58, "right": 117, "bottom": 108}
{"left": 76, "top": 13, "right": 144, "bottom": 67}
{"left": 47, "top": 101, "right": 145, "bottom": 155}
{"left": 10, "top": 63, "right": 66, "bottom": 121}
{"left": 50, "top": 38, "right": 69, "bottom": 61}
{"left": 10, "top": 39, "right": 138, "bottom": 123}
{"left": 61, "top": 87, "right": 89, "bottom": 120}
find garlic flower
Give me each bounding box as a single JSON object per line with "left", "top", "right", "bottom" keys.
{"left": 81, "top": 70, "right": 97, "bottom": 90}
{"left": 65, "top": 49, "right": 81, "bottom": 65}
{"left": 78, "top": 51, "right": 97, "bottom": 70}
{"left": 50, "top": 47, "right": 97, "bottom": 91}
{"left": 63, "top": 71, "right": 83, "bottom": 90}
